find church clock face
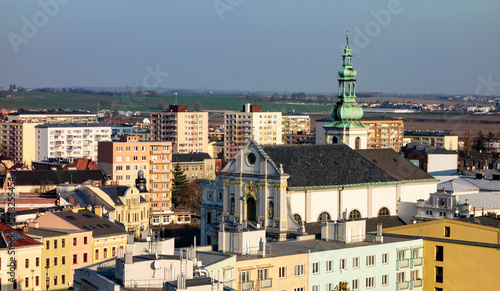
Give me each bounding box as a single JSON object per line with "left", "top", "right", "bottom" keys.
{"left": 246, "top": 152, "right": 257, "bottom": 166}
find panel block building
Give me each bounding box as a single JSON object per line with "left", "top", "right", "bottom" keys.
{"left": 150, "top": 105, "right": 208, "bottom": 154}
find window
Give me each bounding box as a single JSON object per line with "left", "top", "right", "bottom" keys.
{"left": 61, "top": 239, "right": 65, "bottom": 248}
{"left": 312, "top": 285, "right": 319, "bottom": 291}
{"left": 73, "top": 254, "right": 77, "bottom": 264}
{"left": 46, "top": 240, "right": 50, "bottom": 250}
{"left": 73, "top": 237, "right": 77, "bottom": 246}
{"left": 352, "top": 279, "right": 359, "bottom": 290}
{"left": 53, "top": 257, "right": 58, "bottom": 266}
{"left": 411, "top": 248, "right": 419, "bottom": 259}
{"left": 36, "top": 257, "right": 40, "bottom": 267}
{"left": 326, "top": 283, "right": 333, "bottom": 291}
{"left": 257, "top": 268, "right": 268, "bottom": 280}
{"left": 25, "top": 258, "right": 29, "bottom": 268}
{"left": 46, "top": 258, "right": 50, "bottom": 267}
{"left": 378, "top": 207, "right": 390, "bottom": 216}
{"left": 36, "top": 276, "right": 39, "bottom": 286}
{"left": 382, "top": 253, "right": 388, "bottom": 264}
{"left": 54, "top": 239, "right": 58, "bottom": 249}
{"left": 294, "top": 264, "right": 304, "bottom": 276}
{"left": 339, "top": 258, "right": 346, "bottom": 270}
{"left": 83, "top": 253, "right": 88, "bottom": 263}
{"left": 348, "top": 209, "right": 361, "bottom": 220}
{"left": 112, "top": 247, "right": 116, "bottom": 257}
{"left": 382, "top": 274, "right": 388, "bottom": 286}
{"left": 62, "top": 256, "right": 66, "bottom": 265}
{"left": 239, "top": 271, "right": 249, "bottom": 283}
{"left": 397, "top": 250, "right": 405, "bottom": 261}
{"left": 279, "top": 266, "right": 286, "bottom": 279}
{"left": 326, "top": 260, "right": 333, "bottom": 272}
{"left": 366, "top": 277, "right": 375, "bottom": 288}
{"left": 366, "top": 255, "right": 375, "bottom": 267}
{"left": 25, "top": 277, "right": 29, "bottom": 288}
{"left": 294, "top": 288, "right": 304, "bottom": 291}
{"left": 293, "top": 214, "right": 302, "bottom": 224}
{"left": 95, "top": 249, "right": 100, "bottom": 260}
{"left": 53, "top": 276, "right": 57, "bottom": 286}
{"left": 435, "top": 288, "right": 443, "bottom": 291}
{"left": 103, "top": 248, "right": 108, "bottom": 258}
{"left": 435, "top": 246, "right": 444, "bottom": 261}
{"left": 116, "top": 146, "right": 123, "bottom": 152}
{"left": 312, "top": 262, "right": 319, "bottom": 274}
{"left": 410, "top": 270, "right": 419, "bottom": 281}
{"left": 397, "top": 272, "right": 405, "bottom": 283}
{"left": 84, "top": 236, "right": 88, "bottom": 244}
{"left": 444, "top": 226, "right": 450, "bottom": 237}
{"left": 353, "top": 257, "right": 359, "bottom": 268}
{"left": 61, "top": 275, "right": 65, "bottom": 285}
{"left": 116, "top": 156, "right": 123, "bottom": 162}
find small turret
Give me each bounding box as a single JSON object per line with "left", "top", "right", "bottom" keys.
{"left": 135, "top": 170, "right": 148, "bottom": 193}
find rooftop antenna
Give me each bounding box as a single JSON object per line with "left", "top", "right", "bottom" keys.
{"left": 174, "top": 92, "right": 178, "bottom": 105}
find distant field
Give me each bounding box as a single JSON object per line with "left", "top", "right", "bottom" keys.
{"left": 1, "top": 92, "right": 331, "bottom": 114}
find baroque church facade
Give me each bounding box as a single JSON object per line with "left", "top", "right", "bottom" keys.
{"left": 200, "top": 33, "right": 437, "bottom": 245}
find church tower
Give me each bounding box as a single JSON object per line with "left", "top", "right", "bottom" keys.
{"left": 324, "top": 31, "right": 368, "bottom": 150}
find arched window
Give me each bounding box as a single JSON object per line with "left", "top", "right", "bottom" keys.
{"left": 355, "top": 137, "right": 361, "bottom": 150}
{"left": 332, "top": 136, "right": 339, "bottom": 144}
{"left": 378, "top": 207, "right": 390, "bottom": 217}
{"left": 349, "top": 209, "right": 361, "bottom": 220}
{"left": 268, "top": 201, "right": 274, "bottom": 219}
{"left": 230, "top": 197, "right": 235, "bottom": 215}
{"left": 317, "top": 212, "right": 331, "bottom": 222}
{"left": 293, "top": 214, "right": 302, "bottom": 224}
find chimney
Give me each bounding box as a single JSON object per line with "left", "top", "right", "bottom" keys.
{"left": 124, "top": 252, "right": 133, "bottom": 264}
{"left": 375, "top": 223, "right": 383, "bottom": 243}
{"left": 492, "top": 174, "right": 500, "bottom": 181}
{"left": 476, "top": 173, "right": 485, "bottom": 180}
{"left": 69, "top": 197, "right": 75, "bottom": 205}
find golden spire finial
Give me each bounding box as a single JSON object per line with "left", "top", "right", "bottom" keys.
{"left": 346, "top": 29, "right": 349, "bottom": 44}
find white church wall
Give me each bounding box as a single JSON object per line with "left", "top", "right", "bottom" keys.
{"left": 399, "top": 182, "right": 436, "bottom": 203}
{"left": 308, "top": 189, "right": 339, "bottom": 222}
{"left": 371, "top": 186, "right": 397, "bottom": 217}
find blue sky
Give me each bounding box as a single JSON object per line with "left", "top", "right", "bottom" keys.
{"left": 1, "top": 0, "right": 499, "bottom": 95}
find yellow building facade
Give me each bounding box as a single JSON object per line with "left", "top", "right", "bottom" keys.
{"left": 384, "top": 219, "right": 500, "bottom": 291}
{"left": 235, "top": 253, "right": 309, "bottom": 291}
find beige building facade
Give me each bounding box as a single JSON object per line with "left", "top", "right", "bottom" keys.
{"left": 0, "top": 121, "right": 40, "bottom": 164}
{"left": 404, "top": 130, "right": 458, "bottom": 150}
{"left": 150, "top": 105, "right": 209, "bottom": 154}
{"left": 98, "top": 136, "right": 173, "bottom": 225}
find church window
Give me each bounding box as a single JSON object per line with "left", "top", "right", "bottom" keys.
{"left": 293, "top": 214, "right": 302, "bottom": 224}
{"left": 230, "top": 197, "right": 235, "bottom": 215}
{"left": 349, "top": 209, "right": 361, "bottom": 220}
{"left": 268, "top": 201, "right": 274, "bottom": 218}
{"left": 318, "top": 212, "right": 331, "bottom": 222}
{"left": 355, "top": 137, "right": 361, "bottom": 150}
{"left": 378, "top": 207, "right": 390, "bottom": 217}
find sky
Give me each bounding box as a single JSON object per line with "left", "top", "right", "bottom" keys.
{"left": 1, "top": 0, "right": 500, "bottom": 95}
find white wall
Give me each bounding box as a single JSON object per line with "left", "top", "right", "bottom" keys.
{"left": 428, "top": 154, "right": 458, "bottom": 176}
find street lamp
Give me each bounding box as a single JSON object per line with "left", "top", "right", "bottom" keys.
{"left": 45, "top": 265, "right": 50, "bottom": 291}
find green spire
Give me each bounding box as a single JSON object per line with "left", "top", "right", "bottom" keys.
{"left": 325, "top": 30, "right": 366, "bottom": 129}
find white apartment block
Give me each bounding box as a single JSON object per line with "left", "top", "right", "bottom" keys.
{"left": 36, "top": 123, "right": 132, "bottom": 161}
{"left": 224, "top": 104, "right": 282, "bottom": 159}
{"left": 150, "top": 105, "right": 208, "bottom": 154}
{"left": 282, "top": 115, "right": 310, "bottom": 134}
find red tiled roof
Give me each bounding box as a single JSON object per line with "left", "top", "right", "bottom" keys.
{"left": 0, "top": 223, "right": 43, "bottom": 248}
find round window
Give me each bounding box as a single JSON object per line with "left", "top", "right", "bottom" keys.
{"left": 247, "top": 152, "right": 257, "bottom": 165}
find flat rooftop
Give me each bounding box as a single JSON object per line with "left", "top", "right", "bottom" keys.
{"left": 405, "top": 130, "right": 456, "bottom": 137}
{"left": 236, "top": 234, "right": 418, "bottom": 261}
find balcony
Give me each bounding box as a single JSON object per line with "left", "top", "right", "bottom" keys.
{"left": 151, "top": 150, "right": 169, "bottom": 155}
{"left": 396, "top": 259, "right": 409, "bottom": 270}
{"left": 239, "top": 281, "right": 253, "bottom": 291}
{"left": 396, "top": 281, "right": 409, "bottom": 291}
{"left": 411, "top": 257, "right": 423, "bottom": 267}
{"left": 152, "top": 179, "right": 170, "bottom": 183}
{"left": 150, "top": 159, "right": 169, "bottom": 164}
{"left": 412, "top": 279, "right": 423, "bottom": 288}
{"left": 151, "top": 169, "right": 168, "bottom": 174}
{"left": 259, "top": 279, "right": 272, "bottom": 289}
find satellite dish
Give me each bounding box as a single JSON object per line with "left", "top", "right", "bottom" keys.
{"left": 152, "top": 260, "right": 160, "bottom": 270}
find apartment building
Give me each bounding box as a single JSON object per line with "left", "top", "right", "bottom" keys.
{"left": 385, "top": 219, "right": 500, "bottom": 291}
{"left": 0, "top": 121, "right": 40, "bottom": 164}
{"left": 224, "top": 103, "right": 282, "bottom": 159}
{"left": 404, "top": 130, "right": 458, "bottom": 150}
{"left": 35, "top": 123, "right": 132, "bottom": 161}
{"left": 316, "top": 117, "right": 404, "bottom": 151}
{"left": 150, "top": 105, "right": 208, "bottom": 154}
{"left": 0, "top": 223, "right": 44, "bottom": 291}
{"left": 7, "top": 110, "right": 97, "bottom": 124}
{"left": 173, "top": 152, "right": 220, "bottom": 180}
{"left": 282, "top": 114, "right": 310, "bottom": 134}
{"left": 98, "top": 135, "right": 173, "bottom": 225}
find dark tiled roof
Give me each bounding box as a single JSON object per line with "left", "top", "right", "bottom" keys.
{"left": 53, "top": 209, "right": 126, "bottom": 238}
{"left": 357, "top": 149, "right": 435, "bottom": 181}
{"left": 0, "top": 223, "right": 43, "bottom": 248}
{"left": 173, "top": 153, "right": 212, "bottom": 163}
{"left": 24, "top": 228, "right": 68, "bottom": 238}
{"left": 11, "top": 170, "right": 106, "bottom": 186}
{"left": 261, "top": 144, "right": 398, "bottom": 187}
{"left": 459, "top": 216, "right": 500, "bottom": 228}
